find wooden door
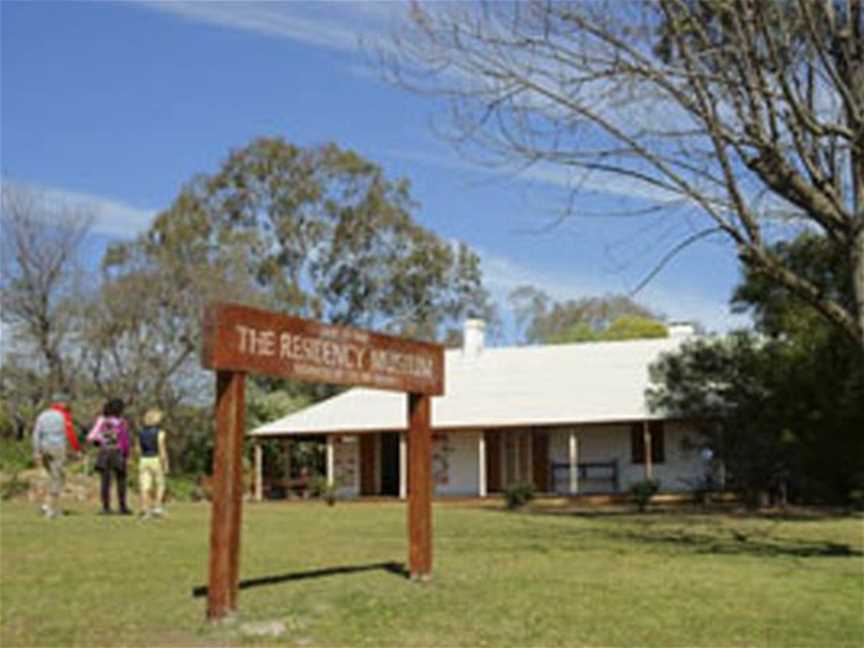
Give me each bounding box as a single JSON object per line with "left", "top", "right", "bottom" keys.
{"left": 359, "top": 434, "right": 376, "bottom": 495}
{"left": 380, "top": 433, "right": 400, "bottom": 496}
{"left": 532, "top": 430, "right": 549, "bottom": 492}
{"left": 485, "top": 432, "right": 502, "bottom": 493}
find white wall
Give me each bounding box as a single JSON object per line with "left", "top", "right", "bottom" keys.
{"left": 432, "top": 431, "right": 480, "bottom": 496}
{"left": 333, "top": 422, "right": 706, "bottom": 497}
{"left": 548, "top": 422, "right": 705, "bottom": 493}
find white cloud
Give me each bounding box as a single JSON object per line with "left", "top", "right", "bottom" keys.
{"left": 389, "top": 147, "right": 684, "bottom": 206}
{"left": 136, "top": 1, "right": 825, "bottom": 223}
{"left": 476, "top": 246, "right": 747, "bottom": 336}
{"left": 4, "top": 181, "right": 157, "bottom": 238}
{"left": 134, "top": 2, "right": 707, "bottom": 208}
{"left": 477, "top": 247, "right": 593, "bottom": 301}
{"left": 137, "top": 1, "right": 404, "bottom": 55}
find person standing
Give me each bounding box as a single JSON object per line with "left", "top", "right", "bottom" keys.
{"left": 87, "top": 398, "right": 132, "bottom": 515}
{"left": 137, "top": 408, "right": 170, "bottom": 518}
{"left": 32, "top": 392, "right": 81, "bottom": 518}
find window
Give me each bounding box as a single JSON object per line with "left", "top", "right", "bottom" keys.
{"left": 630, "top": 421, "right": 665, "bottom": 464}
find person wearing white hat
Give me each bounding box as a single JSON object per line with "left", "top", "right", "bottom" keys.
{"left": 137, "top": 409, "right": 170, "bottom": 518}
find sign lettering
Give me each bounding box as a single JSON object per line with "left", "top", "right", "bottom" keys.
{"left": 202, "top": 303, "right": 444, "bottom": 395}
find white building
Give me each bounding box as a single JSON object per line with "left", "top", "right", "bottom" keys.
{"left": 249, "top": 321, "right": 708, "bottom": 499}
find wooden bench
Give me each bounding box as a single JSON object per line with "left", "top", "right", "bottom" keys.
{"left": 550, "top": 459, "right": 620, "bottom": 493}
{"left": 266, "top": 476, "right": 311, "bottom": 499}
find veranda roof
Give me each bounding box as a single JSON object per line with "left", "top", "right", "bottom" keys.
{"left": 251, "top": 335, "right": 689, "bottom": 437}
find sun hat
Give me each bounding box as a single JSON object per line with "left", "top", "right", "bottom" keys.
{"left": 143, "top": 409, "right": 164, "bottom": 426}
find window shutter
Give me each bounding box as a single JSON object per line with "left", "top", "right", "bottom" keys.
{"left": 650, "top": 421, "right": 665, "bottom": 464}
{"left": 630, "top": 424, "right": 645, "bottom": 464}
{"left": 532, "top": 430, "right": 550, "bottom": 492}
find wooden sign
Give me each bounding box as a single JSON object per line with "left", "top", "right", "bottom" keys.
{"left": 202, "top": 302, "right": 444, "bottom": 395}
{"left": 201, "top": 302, "right": 441, "bottom": 621}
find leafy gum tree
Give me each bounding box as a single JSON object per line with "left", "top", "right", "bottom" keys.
{"left": 509, "top": 287, "right": 667, "bottom": 343}
{"left": 649, "top": 233, "right": 864, "bottom": 504}
{"left": 385, "top": 0, "right": 864, "bottom": 347}
{"left": 89, "top": 138, "right": 497, "bottom": 472}
{"left": 145, "top": 137, "right": 495, "bottom": 340}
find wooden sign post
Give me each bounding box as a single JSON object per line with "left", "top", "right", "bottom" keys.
{"left": 407, "top": 393, "right": 432, "bottom": 578}
{"left": 201, "top": 303, "right": 444, "bottom": 620}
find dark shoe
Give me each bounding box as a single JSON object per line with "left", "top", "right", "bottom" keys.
{"left": 99, "top": 509, "right": 113, "bottom": 515}
{"left": 119, "top": 508, "right": 133, "bottom": 516}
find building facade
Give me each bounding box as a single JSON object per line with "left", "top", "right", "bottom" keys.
{"left": 250, "top": 321, "right": 710, "bottom": 499}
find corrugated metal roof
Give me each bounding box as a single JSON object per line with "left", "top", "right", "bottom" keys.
{"left": 250, "top": 336, "right": 687, "bottom": 437}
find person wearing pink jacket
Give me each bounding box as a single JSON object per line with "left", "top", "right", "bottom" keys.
{"left": 87, "top": 398, "right": 132, "bottom": 515}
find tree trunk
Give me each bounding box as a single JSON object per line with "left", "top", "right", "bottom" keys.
{"left": 853, "top": 228, "right": 864, "bottom": 350}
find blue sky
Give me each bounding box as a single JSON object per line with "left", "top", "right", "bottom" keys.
{"left": 1, "top": 1, "right": 748, "bottom": 339}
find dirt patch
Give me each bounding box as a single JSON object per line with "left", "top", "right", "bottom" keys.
{"left": 1, "top": 468, "right": 101, "bottom": 503}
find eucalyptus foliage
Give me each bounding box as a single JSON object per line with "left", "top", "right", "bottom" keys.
{"left": 142, "top": 137, "right": 495, "bottom": 340}
{"left": 82, "top": 138, "right": 497, "bottom": 473}
{"left": 509, "top": 287, "right": 666, "bottom": 344}
{"left": 649, "top": 234, "right": 864, "bottom": 505}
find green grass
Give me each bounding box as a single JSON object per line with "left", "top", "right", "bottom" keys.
{"left": 1, "top": 500, "right": 862, "bottom": 647}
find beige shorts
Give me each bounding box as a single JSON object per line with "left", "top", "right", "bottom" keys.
{"left": 139, "top": 457, "right": 165, "bottom": 493}
{"left": 40, "top": 447, "right": 66, "bottom": 497}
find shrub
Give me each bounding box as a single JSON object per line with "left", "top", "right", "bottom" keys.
{"left": 323, "top": 484, "right": 337, "bottom": 506}
{"left": 504, "top": 481, "right": 536, "bottom": 510}
{"left": 1, "top": 471, "right": 30, "bottom": 501}
{"left": 848, "top": 489, "right": 864, "bottom": 511}
{"left": 630, "top": 479, "right": 660, "bottom": 512}
{"left": 165, "top": 474, "right": 205, "bottom": 502}
{"left": 307, "top": 475, "right": 328, "bottom": 498}
{"left": 0, "top": 439, "right": 33, "bottom": 473}
{"left": 679, "top": 476, "right": 715, "bottom": 506}
{"left": 68, "top": 455, "right": 90, "bottom": 475}
{"left": 308, "top": 475, "right": 338, "bottom": 505}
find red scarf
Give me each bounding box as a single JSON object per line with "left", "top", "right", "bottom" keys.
{"left": 51, "top": 404, "right": 81, "bottom": 452}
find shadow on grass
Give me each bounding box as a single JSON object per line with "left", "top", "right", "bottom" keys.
{"left": 478, "top": 506, "right": 643, "bottom": 520}
{"left": 596, "top": 528, "right": 862, "bottom": 559}
{"left": 486, "top": 507, "right": 862, "bottom": 559}
{"left": 192, "top": 561, "right": 407, "bottom": 598}
{"left": 520, "top": 506, "right": 860, "bottom": 522}
{"left": 481, "top": 506, "right": 723, "bottom": 523}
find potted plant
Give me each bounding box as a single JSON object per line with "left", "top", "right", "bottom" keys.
{"left": 309, "top": 475, "right": 338, "bottom": 506}
{"left": 630, "top": 478, "right": 660, "bottom": 512}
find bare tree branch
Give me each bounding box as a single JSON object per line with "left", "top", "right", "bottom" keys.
{"left": 382, "top": 0, "right": 864, "bottom": 345}
{"left": 1, "top": 183, "right": 93, "bottom": 394}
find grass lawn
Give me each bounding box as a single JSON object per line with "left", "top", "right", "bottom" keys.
{"left": 1, "top": 499, "right": 862, "bottom": 647}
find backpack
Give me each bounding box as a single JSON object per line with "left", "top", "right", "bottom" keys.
{"left": 102, "top": 418, "right": 120, "bottom": 450}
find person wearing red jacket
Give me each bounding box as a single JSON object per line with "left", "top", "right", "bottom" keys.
{"left": 32, "top": 392, "right": 81, "bottom": 518}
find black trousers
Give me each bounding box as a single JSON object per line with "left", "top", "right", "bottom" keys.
{"left": 97, "top": 449, "right": 128, "bottom": 512}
